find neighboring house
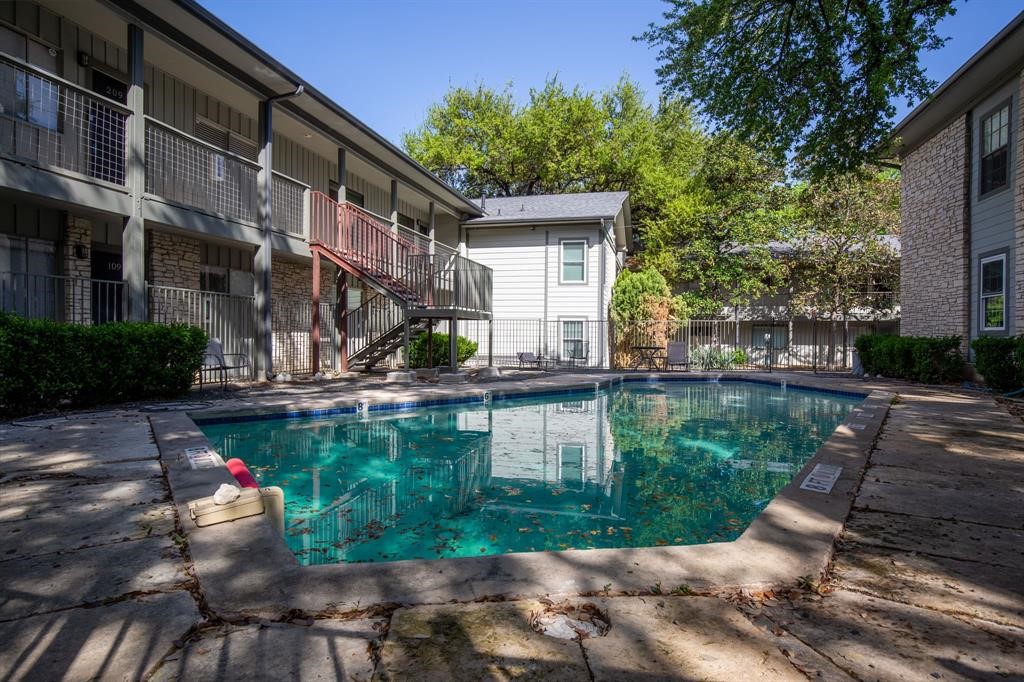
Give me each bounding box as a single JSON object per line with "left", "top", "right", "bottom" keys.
{"left": 0, "top": 0, "right": 491, "bottom": 377}
{"left": 892, "top": 11, "right": 1024, "bottom": 356}
{"left": 460, "top": 192, "right": 632, "bottom": 368}
{"left": 719, "top": 238, "right": 900, "bottom": 369}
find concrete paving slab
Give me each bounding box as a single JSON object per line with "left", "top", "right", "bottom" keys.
{"left": 378, "top": 601, "right": 590, "bottom": 681}
{"left": 581, "top": 596, "right": 804, "bottom": 681}
{"left": 864, "top": 464, "right": 1024, "bottom": 496}
{"left": 843, "top": 511, "right": 1024, "bottom": 568}
{"left": 0, "top": 491, "right": 175, "bottom": 558}
{"left": 0, "top": 458, "right": 163, "bottom": 482}
{"left": 764, "top": 589, "right": 1024, "bottom": 681}
{"left": 854, "top": 479, "right": 1024, "bottom": 528}
{"left": 0, "top": 417, "right": 159, "bottom": 472}
{"left": 870, "top": 445, "right": 1024, "bottom": 481}
{"left": 152, "top": 619, "right": 380, "bottom": 681}
{"left": 0, "top": 535, "right": 188, "bottom": 621}
{"left": 0, "top": 591, "right": 200, "bottom": 681}
{"left": 0, "top": 477, "right": 169, "bottom": 523}
{"left": 834, "top": 546, "right": 1024, "bottom": 628}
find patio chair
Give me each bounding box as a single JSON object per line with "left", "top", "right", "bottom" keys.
{"left": 199, "top": 338, "right": 251, "bottom": 391}
{"left": 517, "top": 351, "right": 545, "bottom": 369}
{"left": 665, "top": 341, "right": 690, "bottom": 371}
{"left": 562, "top": 341, "right": 590, "bottom": 369}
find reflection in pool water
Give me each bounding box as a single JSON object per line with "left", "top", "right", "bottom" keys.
{"left": 200, "top": 382, "right": 859, "bottom": 565}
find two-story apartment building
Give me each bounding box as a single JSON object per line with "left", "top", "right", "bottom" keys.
{"left": 459, "top": 192, "right": 632, "bottom": 368}
{"left": 893, "top": 11, "right": 1024, "bottom": 359}
{"left": 0, "top": 0, "right": 493, "bottom": 379}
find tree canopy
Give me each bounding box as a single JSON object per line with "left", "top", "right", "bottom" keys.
{"left": 640, "top": 0, "right": 956, "bottom": 177}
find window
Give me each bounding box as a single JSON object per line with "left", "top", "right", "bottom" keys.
{"left": 346, "top": 188, "right": 365, "bottom": 208}
{"left": 980, "top": 254, "right": 1006, "bottom": 331}
{"left": 752, "top": 325, "right": 788, "bottom": 349}
{"left": 397, "top": 212, "right": 414, "bottom": 229}
{"left": 0, "top": 26, "right": 60, "bottom": 131}
{"left": 560, "top": 240, "right": 586, "bottom": 283}
{"left": 558, "top": 444, "right": 585, "bottom": 488}
{"left": 200, "top": 266, "right": 229, "bottom": 294}
{"left": 562, "top": 319, "right": 585, "bottom": 360}
{"left": 980, "top": 103, "right": 1010, "bottom": 196}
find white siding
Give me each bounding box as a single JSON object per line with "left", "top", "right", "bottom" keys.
{"left": 464, "top": 227, "right": 549, "bottom": 319}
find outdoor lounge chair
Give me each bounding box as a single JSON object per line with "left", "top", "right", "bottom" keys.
{"left": 665, "top": 341, "right": 690, "bottom": 371}
{"left": 561, "top": 341, "right": 590, "bottom": 369}
{"left": 199, "top": 338, "right": 251, "bottom": 391}
{"left": 517, "top": 351, "right": 545, "bottom": 369}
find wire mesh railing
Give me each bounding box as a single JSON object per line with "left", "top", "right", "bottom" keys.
{"left": 0, "top": 54, "right": 129, "bottom": 185}
{"left": 145, "top": 117, "right": 307, "bottom": 236}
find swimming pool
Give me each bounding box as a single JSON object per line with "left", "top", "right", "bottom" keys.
{"left": 199, "top": 381, "right": 861, "bottom": 566}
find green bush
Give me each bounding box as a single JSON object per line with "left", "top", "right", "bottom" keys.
{"left": 855, "top": 334, "right": 963, "bottom": 384}
{"left": 691, "top": 345, "right": 743, "bottom": 371}
{"left": 971, "top": 336, "right": 1024, "bottom": 391}
{"left": 0, "top": 313, "right": 207, "bottom": 416}
{"left": 407, "top": 332, "right": 478, "bottom": 368}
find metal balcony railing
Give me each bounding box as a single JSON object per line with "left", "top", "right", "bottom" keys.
{"left": 144, "top": 117, "right": 308, "bottom": 237}
{"left": 0, "top": 54, "right": 129, "bottom": 185}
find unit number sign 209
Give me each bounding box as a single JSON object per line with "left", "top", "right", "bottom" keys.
{"left": 800, "top": 464, "right": 843, "bottom": 494}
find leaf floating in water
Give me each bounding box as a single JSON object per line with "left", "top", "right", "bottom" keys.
{"left": 655, "top": 539, "right": 668, "bottom": 546}
{"left": 488, "top": 535, "right": 497, "bottom": 542}
{"left": 518, "top": 527, "right": 532, "bottom": 534}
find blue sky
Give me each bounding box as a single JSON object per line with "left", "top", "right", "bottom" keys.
{"left": 203, "top": 0, "right": 1024, "bottom": 146}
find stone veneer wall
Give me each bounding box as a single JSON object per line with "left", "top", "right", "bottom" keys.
{"left": 146, "top": 230, "right": 201, "bottom": 290}
{"left": 900, "top": 114, "right": 971, "bottom": 348}
{"left": 272, "top": 258, "right": 336, "bottom": 374}
{"left": 62, "top": 215, "right": 92, "bottom": 324}
{"left": 1015, "top": 70, "right": 1024, "bottom": 334}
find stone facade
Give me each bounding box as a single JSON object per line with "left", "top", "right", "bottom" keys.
{"left": 1015, "top": 70, "right": 1024, "bottom": 334}
{"left": 62, "top": 215, "right": 92, "bottom": 324}
{"left": 900, "top": 115, "right": 971, "bottom": 348}
{"left": 271, "top": 258, "right": 336, "bottom": 374}
{"left": 146, "top": 230, "right": 201, "bottom": 290}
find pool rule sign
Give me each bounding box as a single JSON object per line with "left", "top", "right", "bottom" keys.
{"left": 800, "top": 464, "right": 843, "bottom": 494}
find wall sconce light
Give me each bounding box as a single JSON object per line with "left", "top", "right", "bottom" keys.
{"left": 77, "top": 51, "right": 90, "bottom": 67}
{"left": 74, "top": 244, "right": 88, "bottom": 259}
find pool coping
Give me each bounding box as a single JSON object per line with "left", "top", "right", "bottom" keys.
{"left": 149, "top": 372, "right": 893, "bottom": 620}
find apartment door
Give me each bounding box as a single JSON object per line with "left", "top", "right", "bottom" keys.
{"left": 90, "top": 249, "right": 122, "bottom": 323}
{"left": 88, "top": 70, "right": 128, "bottom": 184}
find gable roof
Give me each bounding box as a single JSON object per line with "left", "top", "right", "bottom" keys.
{"left": 464, "top": 192, "right": 629, "bottom": 225}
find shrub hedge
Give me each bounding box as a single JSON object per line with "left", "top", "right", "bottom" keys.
{"left": 407, "top": 332, "right": 478, "bottom": 369}
{"left": 971, "top": 336, "right": 1024, "bottom": 391}
{"left": 0, "top": 313, "right": 207, "bottom": 416}
{"left": 855, "top": 334, "right": 964, "bottom": 384}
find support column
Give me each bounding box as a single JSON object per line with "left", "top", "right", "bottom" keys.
{"left": 428, "top": 201, "right": 436, "bottom": 255}
{"left": 312, "top": 253, "right": 321, "bottom": 374}
{"left": 390, "top": 179, "right": 399, "bottom": 233}
{"left": 338, "top": 275, "right": 349, "bottom": 372}
{"left": 255, "top": 100, "right": 274, "bottom": 379}
{"left": 403, "top": 317, "right": 411, "bottom": 369}
{"left": 488, "top": 318, "right": 494, "bottom": 367}
{"left": 449, "top": 316, "right": 458, "bottom": 371}
{"left": 122, "top": 24, "right": 146, "bottom": 321}
{"left": 336, "top": 148, "right": 347, "bottom": 203}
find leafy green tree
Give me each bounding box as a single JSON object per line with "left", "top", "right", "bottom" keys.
{"left": 640, "top": 135, "right": 795, "bottom": 316}
{"left": 790, "top": 170, "right": 901, "bottom": 321}
{"left": 640, "top": 0, "right": 957, "bottom": 177}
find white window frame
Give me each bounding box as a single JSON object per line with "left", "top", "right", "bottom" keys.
{"left": 980, "top": 253, "right": 1007, "bottom": 332}
{"left": 561, "top": 318, "right": 586, "bottom": 360}
{"left": 559, "top": 239, "right": 587, "bottom": 284}
{"left": 557, "top": 443, "right": 586, "bottom": 489}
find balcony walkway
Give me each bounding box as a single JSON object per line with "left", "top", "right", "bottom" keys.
{"left": 0, "top": 373, "right": 1021, "bottom": 679}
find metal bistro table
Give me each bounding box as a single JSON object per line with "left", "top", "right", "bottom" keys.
{"left": 632, "top": 345, "right": 664, "bottom": 370}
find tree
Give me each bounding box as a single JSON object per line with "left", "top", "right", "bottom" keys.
{"left": 403, "top": 77, "right": 704, "bottom": 227}
{"left": 640, "top": 0, "right": 957, "bottom": 177}
{"left": 791, "top": 170, "right": 901, "bottom": 320}
{"left": 790, "top": 169, "right": 901, "bottom": 366}
{"left": 640, "top": 134, "right": 795, "bottom": 316}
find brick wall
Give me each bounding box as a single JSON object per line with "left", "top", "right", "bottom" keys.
{"left": 1015, "top": 70, "right": 1024, "bottom": 333}
{"left": 900, "top": 114, "right": 970, "bottom": 348}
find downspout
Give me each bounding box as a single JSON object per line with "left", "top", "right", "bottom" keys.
{"left": 256, "top": 84, "right": 304, "bottom": 380}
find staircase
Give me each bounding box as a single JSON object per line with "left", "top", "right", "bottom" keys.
{"left": 309, "top": 192, "right": 492, "bottom": 370}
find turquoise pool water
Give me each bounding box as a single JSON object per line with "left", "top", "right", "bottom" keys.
{"left": 200, "top": 382, "right": 860, "bottom": 565}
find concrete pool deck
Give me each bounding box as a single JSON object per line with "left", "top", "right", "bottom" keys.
{"left": 2, "top": 371, "right": 1022, "bottom": 680}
